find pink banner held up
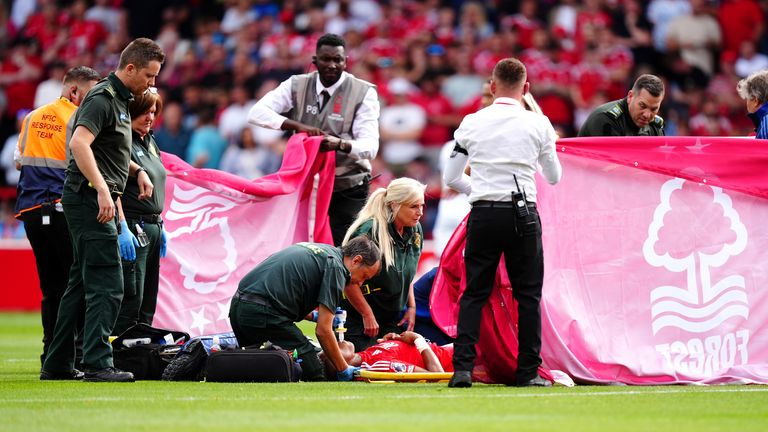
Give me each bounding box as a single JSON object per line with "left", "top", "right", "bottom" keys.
{"left": 153, "top": 134, "right": 335, "bottom": 336}
{"left": 432, "top": 136, "right": 768, "bottom": 385}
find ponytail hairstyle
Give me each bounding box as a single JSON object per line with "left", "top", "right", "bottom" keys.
{"left": 342, "top": 177, "right": 426, "bottom": 269}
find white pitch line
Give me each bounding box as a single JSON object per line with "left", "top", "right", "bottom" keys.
{"left": 2, "top": 387, "right": 767, "bottom": 404}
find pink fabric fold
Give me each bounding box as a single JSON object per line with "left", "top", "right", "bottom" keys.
{"left": 431, "top": 136, "right": 768, "bottom": 385}
{"left": 154, "top": 134, "right": 335, "bottom": 335}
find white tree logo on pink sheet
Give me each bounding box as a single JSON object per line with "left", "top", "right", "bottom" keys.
{"left": 164, "top": 184, "right": 247, "bottom": 294}
{"left": 643, "top": 178, "right": 750, "bottom": 376}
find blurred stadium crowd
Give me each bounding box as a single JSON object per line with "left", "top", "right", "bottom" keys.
{"left": 1, "top": 0, "right": 767, "bottom": 238}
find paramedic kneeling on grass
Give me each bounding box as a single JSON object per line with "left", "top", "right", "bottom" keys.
{"left": 228, "top": 237, "right": 381, "bottom": 381}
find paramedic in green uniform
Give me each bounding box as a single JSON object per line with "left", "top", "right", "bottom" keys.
{"left": 113, "top": 90, "right": 168, "bottom": 334}
{"left": 229, "top": 237, "right": 381, "bottom": 381}
{"left": 340, "top": 177, "right": 426, "bottom": 351}
{"left": 578, "top": 74, "right": 666, "bottom": 137}
{"left": 41, "top": 38, "right": 165, "bottom": 383}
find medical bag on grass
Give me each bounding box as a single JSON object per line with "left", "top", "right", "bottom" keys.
{"left": 205, "top": 342, "right": 302, "bottom": 382}
{"left": 161, "top": 332, "right": 239, "bottom": 381}
{"left": 111, "top": 323, "right": 190, "bottom": 380}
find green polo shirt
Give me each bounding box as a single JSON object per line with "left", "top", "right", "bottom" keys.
{"left": 578, "top": 98, "right": 664, "bottom": 137}
{"left": 68, "top": 72, "right": 134, "bottom": 192}
{"left": 237, "top": 242, "right": 349, "bottom": 321}
{"left": 343, "top": 219, "right": 423, "bottom": 313}
{"left": 121, "top": 131, "right": 166, "bottom": 215}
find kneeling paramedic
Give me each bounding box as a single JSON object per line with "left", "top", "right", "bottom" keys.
{"left": 229, "top": 236, "right": 381, "bottom": 381}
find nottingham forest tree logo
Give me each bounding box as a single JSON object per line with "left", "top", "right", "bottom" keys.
{"left": 164, "top": 184, "right": 248, "bottom": 294}
{"left": 642, "top": 178, "right": 750, "bottom": 376}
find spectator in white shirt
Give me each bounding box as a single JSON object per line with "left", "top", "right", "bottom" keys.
{"left": 218, "top": 85, "right": 256, "bottom": 145}
{"left": 735, "top": 40, "right": 768, "bottom": 78}
{"left": 379, "top": 77, "right": 426, "bottom": 166}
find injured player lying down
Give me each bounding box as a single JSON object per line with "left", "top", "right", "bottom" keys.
{"left": 321, "top": 331, "right": 453, "bottom": 378}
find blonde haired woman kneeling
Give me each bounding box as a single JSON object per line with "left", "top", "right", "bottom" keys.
{"left": 341, "top": 177, "right": 426, "bottom": 351}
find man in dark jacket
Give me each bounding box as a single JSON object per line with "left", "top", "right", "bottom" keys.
{"left": 578, "top": 74, "right": 665, "bottom": 137}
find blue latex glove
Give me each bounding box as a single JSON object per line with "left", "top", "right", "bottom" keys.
{"left": 337, "top": 366, "right": 360, "bottom": 382}
{"left": 160, "top": 228, "right": 168, "bottom": 258}
{"left": 118, "top": 220, "right": 139, "bottom": 261}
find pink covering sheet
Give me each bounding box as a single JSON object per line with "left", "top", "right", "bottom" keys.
{"left": 432, "top": 136, "right": 768, "bottom": 385}
{"left": 153, "top": 134, "right": 335, "bottom": 335}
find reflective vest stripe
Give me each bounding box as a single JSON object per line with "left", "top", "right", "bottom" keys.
{"left": 17, "top": 114, "right": 31, "bottom": 155}
{"left": 19, "top": 156, "right": 67, "bottom": 169}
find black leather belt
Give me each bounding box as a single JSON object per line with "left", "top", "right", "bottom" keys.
{"left": 472, "top": 200, "right": 536, "bottom": 209}
{"left": 124, "top": 213, "right": 163, "bottom": 224}
{"left": 235, "top": 291, "right": 268, "bottom": 305}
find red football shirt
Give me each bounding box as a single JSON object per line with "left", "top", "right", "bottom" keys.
{"left": 357, "top": 340, "right": 454, "bottom": 373}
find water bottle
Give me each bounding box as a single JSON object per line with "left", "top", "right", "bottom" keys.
{"left": 123, "top": 337, "right": 151, "bottom": 348}
{"left": 210, "top": 335, "right": 221, "bottom": 353}
{"left": 335, "top": 307, "right": 347, "bottom": 342}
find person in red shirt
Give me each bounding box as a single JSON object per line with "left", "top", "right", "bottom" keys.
{"left": 414, "top": 73, "right": 461, "bottom": 166}
{"left": 689, "top": 97, "right": 733, "bottom": 136}
{"left": 718, "top": 0, "right": 764, "bottom": 57}
{"left": 321, "top": 331, "right": 453, "bottom": 378}
{"left": 501, "top": 0, "right": 543, "bottom": 51}
{"left": 0, "top": 39, "right": 43, "bottom": 120}
{"left": 62, "top": 0, "right": 108, "bottom": 59}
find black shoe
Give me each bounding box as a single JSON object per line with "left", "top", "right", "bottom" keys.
{"left": 448, "top": 371, "right": 472, "bottom": 388}
{"left": 40, "top": 368, "right": 85, "bottom": 381}
{"left": 517, "top": 375, "right": 552, "bottom": 387}
{"left": 83, "top": 367, "right": 135, "bottom": 382}
{"left": 162, "top": 339, "right": 208, "bottom": 381}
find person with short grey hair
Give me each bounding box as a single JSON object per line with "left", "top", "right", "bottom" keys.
{"left": 737, "top": 70, "right": 768, "bottom": 138}
{"left": 229, "top": 237, "right": 381, "bottom": 381}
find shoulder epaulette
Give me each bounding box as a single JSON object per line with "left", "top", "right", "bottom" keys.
{"left": 607, "top": 103, "right": 623, "bottom": 119}
{"left": 91, "top": 83, "right": 115, "bottom": 99}
{"left": 103, "top": 84, "right": 116, "bottom": 99}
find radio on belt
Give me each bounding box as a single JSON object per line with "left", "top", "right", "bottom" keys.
{"left": 512, "top": 174, "right": 529, "bottom": 218}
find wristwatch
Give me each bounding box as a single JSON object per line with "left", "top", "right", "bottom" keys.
{"left": 338, "top": 140, "right": 350, "bottom": 153}
{"left": 135, "top": 167, "right": 147, "bottom": 177}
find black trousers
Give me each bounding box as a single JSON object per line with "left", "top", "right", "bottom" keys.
{"left": 138, "top": 235, "right": 161, "bottom": 326}
{"left": 328, "top": 179, "right": 369, "bottom": 246}
{"left": 452, "top": 205, "right": 544, "bottom": 384}
{"left": 113, "top": 217, "right": 162, "bottom": 335}
{"left": 20, "top": 208, "right": 82, "bottom": 366}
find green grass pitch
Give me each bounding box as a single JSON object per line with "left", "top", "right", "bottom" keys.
{"left": 1, "top": 312, "right": 767, "bottom": 432}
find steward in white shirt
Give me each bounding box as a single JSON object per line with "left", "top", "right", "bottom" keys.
{"left": 443, "top": 57, "right": 561, "bottom": 388}
{"left": 248, "top": 33, "right": 380, "bottom": 246}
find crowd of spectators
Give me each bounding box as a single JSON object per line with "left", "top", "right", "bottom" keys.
{"left": 1, "top": 0, "right": 767, "bottom": 238}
